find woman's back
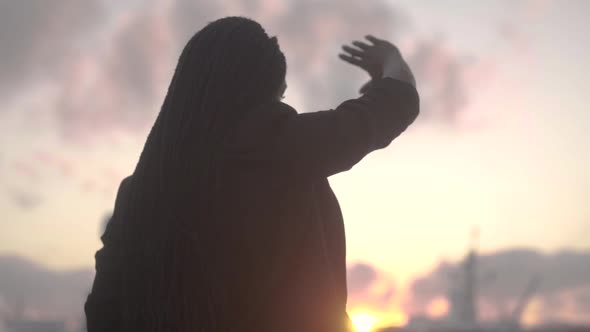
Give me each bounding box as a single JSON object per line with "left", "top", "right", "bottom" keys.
{"left": 84, "top": 16, "right": 419, "bottom": 332}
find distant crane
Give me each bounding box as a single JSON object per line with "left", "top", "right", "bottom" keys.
{"left": 511, "top": 275, "right": 541, "bottom": 325}
{"left": 405, "top": 230, "right": 542, "bottom": 332}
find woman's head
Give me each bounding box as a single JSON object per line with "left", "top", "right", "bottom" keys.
{"left": 170, "top": 16, "right": 286, "bottom": 111}
{"left": 118, "top": 17, "right": 287, "bottom": 331}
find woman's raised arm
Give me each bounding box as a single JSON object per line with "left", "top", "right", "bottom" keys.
{"left": 223, "top": 36, "right": 419, "bottom": 178}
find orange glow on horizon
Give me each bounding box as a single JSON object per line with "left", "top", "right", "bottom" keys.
{"left": 350, "top": 312, "right": 376, "bottom": 332}
{"left": 427, "top": 296, "right": 449, "bottom": 318}
{"left": 348, "top": 307, "right": 408, "bottom": 330}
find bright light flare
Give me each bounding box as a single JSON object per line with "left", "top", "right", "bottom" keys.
{"left": 350, "top": 312, "right": 376, "bottom": 332}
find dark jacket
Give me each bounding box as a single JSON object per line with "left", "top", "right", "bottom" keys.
{"left": 84, "top": 77, "right": 419, "bottom": 332}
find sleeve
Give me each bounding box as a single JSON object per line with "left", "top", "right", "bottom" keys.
{"left": 84, "top": 217, "right": 121, "bottom": 332}
{"left": 84, "top": 176, "right": 131, "bottom": 331}
{"left": 224, "top": 77, "right": 419, "bottom": 179}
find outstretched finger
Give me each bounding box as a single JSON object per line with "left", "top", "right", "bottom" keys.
{"left": 338, "top": 53, "right": 364, "bottom": 67}
{"left": 342, "top": 45, "right": 364, "bottom": 57}
{"left": 352, "top": 41, "right": 371, "bottom": 50}
{"left": 365, "top": 35, "right": 385, "bottom": 45}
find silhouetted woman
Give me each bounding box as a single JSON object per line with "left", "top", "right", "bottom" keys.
{"left": 85, "top": 16, "right": 418, "bottom": 332}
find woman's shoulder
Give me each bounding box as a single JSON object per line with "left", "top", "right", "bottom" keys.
{"left": 223, "top": 101, "right": 298, "bottom": 155}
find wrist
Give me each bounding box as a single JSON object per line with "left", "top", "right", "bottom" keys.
{"left": 382, "top": 57, "right": 402, "bottom": 77}
{"left": 383, "top": 59, "right": 415, "bottom": 88}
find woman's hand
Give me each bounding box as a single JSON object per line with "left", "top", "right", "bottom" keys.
{"left": 339, "top": 35, "right": 415, "bottom": 93}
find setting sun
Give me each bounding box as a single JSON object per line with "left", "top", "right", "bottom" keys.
{"left": 351, "top": 313, "right": 377, "bottom": 332}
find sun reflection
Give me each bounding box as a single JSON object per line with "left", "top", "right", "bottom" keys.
{"left": 351, "top": 312, "right": 377, "bottom": 332}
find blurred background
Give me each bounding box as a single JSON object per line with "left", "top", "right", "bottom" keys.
{"left": 0, "top": 0, "right": 589, "bottom": 331}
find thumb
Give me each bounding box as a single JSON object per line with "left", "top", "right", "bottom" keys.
{"left": 359, "top": 80, "right": 372, "bottom": 94}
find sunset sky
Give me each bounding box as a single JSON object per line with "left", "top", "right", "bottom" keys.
{"left": 0, "top": 0, "right": 589, "bottom": 328}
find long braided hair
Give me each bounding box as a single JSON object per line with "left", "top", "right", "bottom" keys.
{"left": 117, "top": 17, "right": 286, "bottom": 331}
